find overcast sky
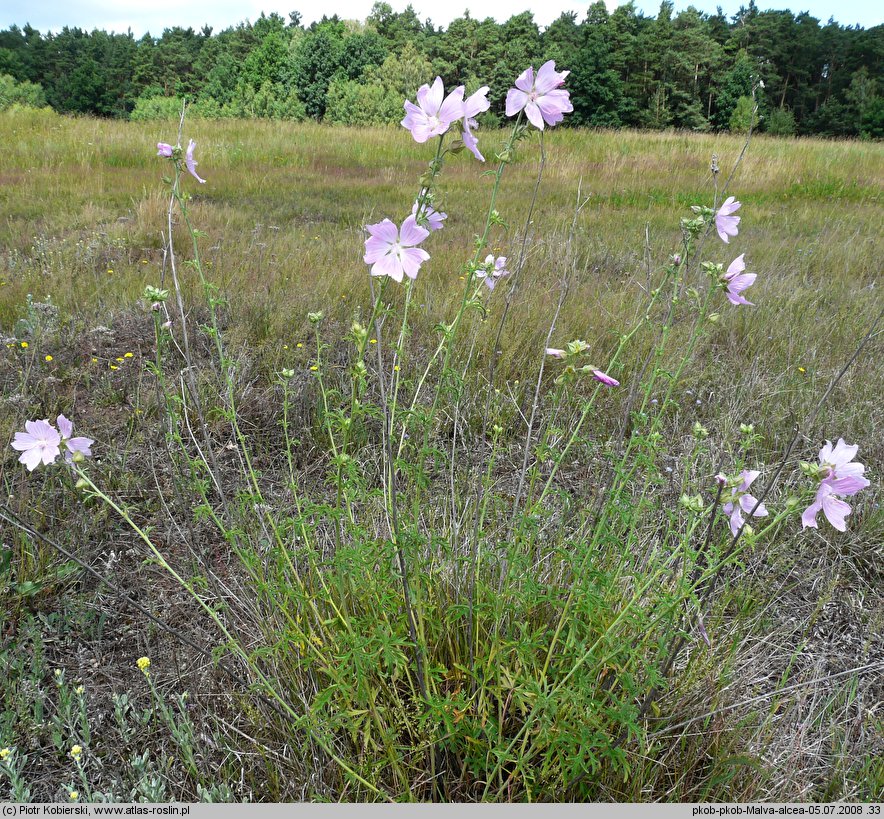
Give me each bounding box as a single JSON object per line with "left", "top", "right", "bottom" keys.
{"left": 2, "top": 0, "right": 880, "bottom": 36}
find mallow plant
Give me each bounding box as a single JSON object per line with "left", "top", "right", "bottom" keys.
{"left": 6, "top": 71, "right": 874, "bottom": 801}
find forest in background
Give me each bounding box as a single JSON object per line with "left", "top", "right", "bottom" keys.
{"left": 0, "top": 0, "right": 881, "bottom": 137}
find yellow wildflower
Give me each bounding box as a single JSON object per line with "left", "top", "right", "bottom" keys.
{"left": 296, "top": 343, "right": 303, "bottom": 348}
{"left": 69, "top": 791, "right": 79, "bottom": 801}
{"left": 0, "top": 748, "right": 10, "bottom": 761}
{"left": 393, "top": 365, "right": 400, "bottom": 372}
{"left": 124, "top": 352, "right": 134, "bottom": 358}
{"left": 369, "top": 339, "right": 377, "bottom": 344}
{"left": 70, "top": 745, "right": 83, "bottom": 760}
{"left": 45, "top": 354, "right": 53, "bottom": 362}
{"left": 116, "top": 357, "right": 124, "bottom": 362}
{"left": 20, "top": 341, "right": 28, "bottom": 349}
{"left": 309, "top": 365, "right": 318, "bottom": 372}
{"left": 797, "top": 367, "right": 806, "bottom": 374}
{"left": 136, "top": 657, "right": 151, "bottom": 673}
{"left": 110, "top": 365, "right": 118, "bottom": 370}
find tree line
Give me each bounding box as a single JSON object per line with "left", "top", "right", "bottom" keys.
{"left": 0, "top": 1, "right": 881, "bottom": 137}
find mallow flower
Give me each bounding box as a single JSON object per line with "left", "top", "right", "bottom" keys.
{"left": 715, "top": 197, "right": 741, "bottom": 243}
{"left": 801, "top": 439, "right": 870, "bottom": 531}
{"left": 506, "top": 60, "right": 573, "bottom": 130}
{"left": 11, "top": 419, "right": 61, "bottom": 471}
{"left": 480, "top": 255, "right": 510, "bottom": 291}
{"left": 56, "top": 414, "right": 94, "bottom": 463}
{"left": 587, "top": 369, "right": 620, "bottom": 387}
{"left": 402, "top": 78, "right": 465, "bottom": 143}
{"left": 156, "top": 142, "right": 174, "bottom": 158}
{"left": 461, "top": 86, "right": 491, "bottom": 161}
{"left": 722, "top": 254, "right": 756, "bottom": 306}
{"left": 721, "top": 469, "right": 768, "bottom": 536}
{"left": 185, "top": 139, "right": 205, "bottom": 184}
{"left": 412, "top": 192, "right": 446, "bottom": 232}
{"left": 364, "top": 216, "right": 430, "bottom": 283}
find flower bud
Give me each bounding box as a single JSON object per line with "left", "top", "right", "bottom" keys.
{"left": 692, "top": 421, "right": 709, "bottom": 439}
{"left": 739, "top": 423, "right": 754, "bottom": 435}
{"left": 680, "top": 494, "right": 705, "bottom": 513}
{"left": 71, "top": 450, "right": 86, "bottom": 464}
{"left": 75, "top": 478, "right": 88, "bottom": 490}
{"left": 308, "top": 311, "right": 324, "bottom": 325}
{"left": 144, "top": 285, "right": 169, "bottom": 303}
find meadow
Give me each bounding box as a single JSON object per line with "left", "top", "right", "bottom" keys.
{"left": 0, "top": 106, "right": 882, "bottom": 802}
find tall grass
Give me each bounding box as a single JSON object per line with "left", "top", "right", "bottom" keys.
{"left": 0, "top": 107, "right": 882, "bottom": 802}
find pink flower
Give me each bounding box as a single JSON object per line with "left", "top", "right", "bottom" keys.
{"left": 715, "top": 197, "right": 741, "bottom": 243}
{"left": 363, "top": 215, "right": 430, "bottom": 283}
{"left": 505, "top": 60, "right": 573, "bottom": 130}
{"left": 412, "top": 193, "right": 446, "bottom": 232}
{"left": 156, "top": 142, "right": 174, "bottom": 158}
{"left": 591, "top": 370, "right": 620, "bottom": 387}
{"left": 722, "top": 469, "right": 768, "bottom": 536}
{"left": 185, "top": 139, "right": 205, "bottom": 184}
{"left": 802, "top": 439, "right": 870, "bottom": 531}
{"left": 481, "top": 255, "right": 510, "bottom": 291}
{"left": 722, "top": 254, "right": 756, "bottom": 306}
{"left": 461, "top": 86, "right": 490, "bottom": 161}
{"left": 56, "top": 414, "right": 94, "bottom": 463}
{"left": 545, "top": 348, "right": 567, "bottom": 359}
{"left": 401, "top": 78, "right": 465, "bottom": 143}
{"left": 10, "top": 419, "right": 61, "bottom": 471}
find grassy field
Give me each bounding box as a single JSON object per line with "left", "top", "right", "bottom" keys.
{"left": 0, "top": 108, "right": 882, "bottom": 802}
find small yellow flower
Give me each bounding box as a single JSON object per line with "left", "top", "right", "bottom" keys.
{"left": 107, "top": 269, "right": 114, "bottom": 274}
{"left": 116, "top": 356, "right": 124, "bottom": 362}
{"left": 141, "top": 259, "right": 148, "bottom": 264}
{"left": 91, "top": 357, "right": 98, "bottom": 363}
{"left": 70, "top": 745, "right": 83, "bottom": 760}
{"left": 797, "top": 366, "right": 806, "bottom": 374}
{"left": 458, "top": 276, "right": 465, "bottom": 280}
{"left": 20, "top": 341, "right": 28, "bottom": 349}
{"left": 282, "top": 344, "right": 288, "bottom": 350}
{"left": 369, "top": 339, "right": 377, "bottom": 344}
{"left": 0, "top": 747, "right": 10, "bottom": 761}
{"left": 110, "top": 365, "right": 119, "bottom": 370}
{"left": 69, "top": 791, "right": 79, "bottom": 801}
{"left": 310, "top": 635, "right": 323, "bottom": 647}
{"left": 296, "top": 342, "right": 303, "bottom": 348}
{"left": 393, "top": 365, "right": 400, "bottom": 372}
{"left": 514, "top": 380, "right": 520, "bottom": 386}
{"left": 124, "top": 352, "right": 134, "bottom": 358}
{"left": 75, "top": 685, "right": 84, "bottom": 695}
{"left": 136, "top": 656, "right": 151, "bottom": 673}
{"left": 55, "top": 668, "right": 62, "bottom": 677}
{"left": 45, "top": 354, "right": 53, "bottom": 362}
{"left": 309, "top": 365, "right": 318, "bottom": 372}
